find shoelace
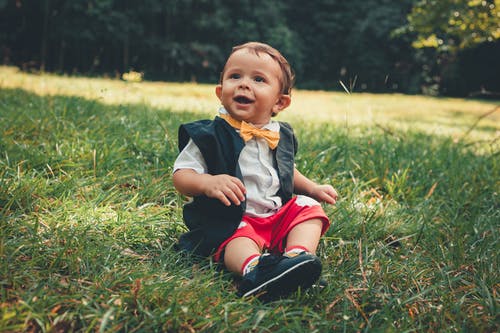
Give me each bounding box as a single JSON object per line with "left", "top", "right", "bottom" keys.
{"left": 257, "top": 254, "right": 284, "bottom": 270}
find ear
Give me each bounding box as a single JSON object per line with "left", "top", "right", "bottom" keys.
{"left": 215, "top": 84, "right": 222, "bottom": 101}
{"left": 272, "top": 94, "right": 291, "bottom": 115}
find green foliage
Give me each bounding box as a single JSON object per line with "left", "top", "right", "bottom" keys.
{"left": 401, "top": 0, "right": 500, "bottom": 52}
{"left": 286, "top": 0, "right": 416, "bottom": 93}
{"left": 0, "top": 0, "right": 424, "bottom": 94}
{"left": 393, "top": 0, "right": 500, "bottom": 96}
{"left": 1, "top": 75, "right": 499, "bottom": 331}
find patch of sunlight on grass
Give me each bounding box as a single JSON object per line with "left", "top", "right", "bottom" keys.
{"left": 0, "top": 66, "right": 217, "bottom": 114}
{"left": 283, "top": 90, "right": 500, "bottom": 142}
{"left": 1, "top": 65, "right": 499, "bottom": 143}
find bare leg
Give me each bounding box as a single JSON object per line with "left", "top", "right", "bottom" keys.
{"left": 223, "top": 237, "right": 261, "bottom": 275}
{"left": 285, "top": 219, "right": 323, "bottom": 254}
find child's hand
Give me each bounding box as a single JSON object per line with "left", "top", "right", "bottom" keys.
{"left": 202, "top": 174, "right": 246, "bottom": 206}
{"left": 293, "top": 169, "right": 339, "bottom": 204}
{"left": 173, "top": 169, "right": 246, "bottom": 206}
{"left": 309, "top": 184, "right": 338, "bottom": 205}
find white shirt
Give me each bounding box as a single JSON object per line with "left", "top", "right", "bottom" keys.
{"left": 173, "top": 108, "right": 282, "bottom": 217}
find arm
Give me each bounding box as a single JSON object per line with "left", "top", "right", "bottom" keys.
{"left": 173, "top": 138, "right": 246, "bottom": 206}
{"left": 173, "top": 169, "right": 246, "bottom": 207}
{"left": 293, "top": 168, "right": 338, "bottom": 204}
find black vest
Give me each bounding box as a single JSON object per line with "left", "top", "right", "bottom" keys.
{"left": 175, "top": 116, "right": 298, "bottom": 257}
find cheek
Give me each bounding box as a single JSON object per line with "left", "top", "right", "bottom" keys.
{"left": 258, "top": 90, "right": 279, "bottom": 103}
{"left": 221, "top": 84, "right": 235, "bottom": 95}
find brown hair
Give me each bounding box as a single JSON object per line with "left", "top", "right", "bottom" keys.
{"left": 219, "top": 42, "right": 295, "bottom": 95}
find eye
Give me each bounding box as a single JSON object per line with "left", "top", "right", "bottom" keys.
{"left": 229, "top": 73, "right": 240, "bottom": 79}
{"left": 254, "top": 76, "right": 265, "bottom": 83}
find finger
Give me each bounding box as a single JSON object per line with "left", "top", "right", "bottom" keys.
{"left": 322, "top": 191, "right": 337, "bottom": 204}
{"left": 221, "top": 182, "right": 247, "bottom": 205}
{"left": 229, "top": 178, "right": 246, "bottom": 201}
{"left": 216, "top": 192, "right": 232, "bottom": 206}
{"left": 327, "top": 187, "right": 339, "bottom": 200}
{"left": 223, "top": 189, "right": 242, "bottom": 206}
{"left": 231, "top": 178, "right": 247, "bottom": 196}
{"left": 324, "top": 195, "right": 336, "bottom": 204}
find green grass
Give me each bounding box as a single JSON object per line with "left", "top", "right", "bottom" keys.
{"left": 1, "top": 67, "right": 499, "bottom": 332}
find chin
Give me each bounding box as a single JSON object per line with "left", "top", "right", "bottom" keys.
{"left": 229, "top": 110, "right": 250, "bottom": 119}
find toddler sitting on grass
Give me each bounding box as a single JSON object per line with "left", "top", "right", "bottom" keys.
{"left": 173, "top": 41, "right": 338, "bottom": 300}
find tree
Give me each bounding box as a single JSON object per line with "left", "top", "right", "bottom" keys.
{"left": 403, "top": 0, "right": 499, "bottom": 52}
{"left": 395, "top": 0, "right": 500, "bottom": 95}
{"left": 286, "top": 0, "right": 415, "bottom": 92}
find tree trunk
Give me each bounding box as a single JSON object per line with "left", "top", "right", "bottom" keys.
{"left": 40, "top": 0, "right": 50, "bottom": 72}
{"left": 123, "top": 35, "right": 129, "bottom": 72}
{"left": 58, "top": 40, "right": 65, "bottom": 72}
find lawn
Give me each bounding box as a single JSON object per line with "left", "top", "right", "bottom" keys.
{"left": 1, "top": 66, "right": 499, "bottom": 332}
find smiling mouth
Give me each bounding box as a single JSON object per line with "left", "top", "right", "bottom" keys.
{"left": 234, "top": 96, "right": 254, "bottom": 104}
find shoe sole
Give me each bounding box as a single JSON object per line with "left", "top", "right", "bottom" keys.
{"left": 242, "top": 257, "right": 321, "bottom": 299}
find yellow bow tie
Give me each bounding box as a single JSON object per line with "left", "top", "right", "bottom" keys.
{"left": 219, "top": 113, "right": 280, "bottom": 149}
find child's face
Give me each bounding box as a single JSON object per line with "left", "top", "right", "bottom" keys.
{"left": 216, "top": 49, "right": 291, "bottom": 127}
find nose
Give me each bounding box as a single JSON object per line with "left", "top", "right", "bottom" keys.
{"left": 238, "top": 76, "right": 250, "bottom": 89}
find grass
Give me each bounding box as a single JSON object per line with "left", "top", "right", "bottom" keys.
{"left": 0, "top": 66, "right": 499, "bottom": 332}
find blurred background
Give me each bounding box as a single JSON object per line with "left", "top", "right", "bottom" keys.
{"left": 1, "top": 0, "right": 498, "bottom": 97}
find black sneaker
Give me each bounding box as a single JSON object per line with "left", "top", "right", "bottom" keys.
{"left": 237, "top": 252, "right": 322, "bottom": 300}
{"left": 312, "top": 277, "right": 328, "bottom": 290}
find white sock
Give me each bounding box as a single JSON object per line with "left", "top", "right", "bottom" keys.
{"left": 284, "top": 246, "right": 310, "bottom": 258}
{"left": 242, "top": 255, "right": 260, "bottom": 276}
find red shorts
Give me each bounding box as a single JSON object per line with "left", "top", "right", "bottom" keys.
{"left": 214, "top": 195, "right": 330, "bottom": 261}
